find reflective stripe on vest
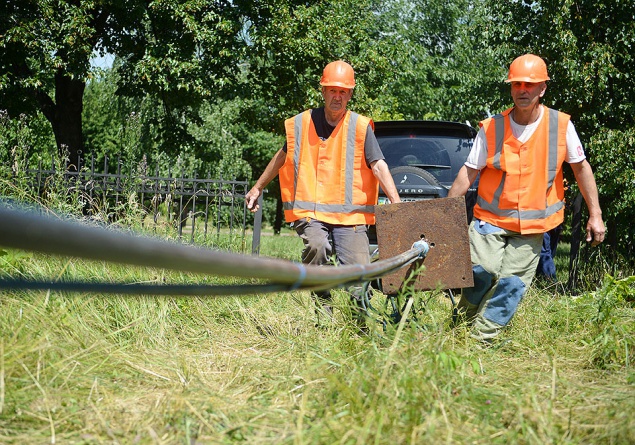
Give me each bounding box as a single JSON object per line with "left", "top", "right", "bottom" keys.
{"left": 280, "top": 110, "right": 378, "bottom": 225}
{"left": 283, "top": 200, "right": 376, "bottom": 215}
{"left": 474, "top": 107, "right": 567, "bottom": 234}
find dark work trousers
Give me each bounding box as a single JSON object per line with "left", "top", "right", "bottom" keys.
{"left": 536, "top": 225, "right": 562, "bottom": 280}
{"left": 293, "top": 217, "right": 370, "bottom": 305}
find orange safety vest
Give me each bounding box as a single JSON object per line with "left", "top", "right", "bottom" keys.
{"left": 473, "top": 106, "right": 569, "bottom": 234}
{"left": 279, "top": 109, "right": 378, "bottom": 225}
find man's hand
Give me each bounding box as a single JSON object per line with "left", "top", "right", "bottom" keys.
{"left": 586, "top": 215, "right": 606, "bottom": 247}
{"left": 244, "top": 148, "right": 287, "bottom": 213}
{"left": 245, "top": 187, "right": 262, "bottom": 213}
{"left": 570, "top": 160, "right": 604, "bottom": 247}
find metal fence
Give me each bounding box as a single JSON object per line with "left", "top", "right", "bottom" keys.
{"left": 24, "top": 154, "right": 263, "bottom": 254}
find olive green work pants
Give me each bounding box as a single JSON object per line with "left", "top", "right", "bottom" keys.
{"left": 458, "top": 219, "right": 543, "bottom": 341}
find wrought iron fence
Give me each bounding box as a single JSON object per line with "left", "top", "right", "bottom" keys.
{"left": 23, "top": 154, "right": 263, "bottom": 254}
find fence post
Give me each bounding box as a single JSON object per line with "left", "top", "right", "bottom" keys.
{"left": 251, "top": 193, "right": 264, "bottom": 255}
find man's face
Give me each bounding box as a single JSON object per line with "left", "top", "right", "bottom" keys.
{"left": 510, "top": 81, "right": 547, "bottom": 109}
{"left": 322, "top": 86, "right": 353, "bottom": 113}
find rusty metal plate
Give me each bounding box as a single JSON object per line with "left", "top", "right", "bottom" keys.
{"left": 375, "top": 197, "right": 473, "bottom": 293}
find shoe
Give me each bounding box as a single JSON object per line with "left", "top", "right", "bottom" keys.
{"left": 314, "top": 302, "right": 334, "bottom": 328}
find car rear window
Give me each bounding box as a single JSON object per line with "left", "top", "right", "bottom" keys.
{"left": 378, "top": 135, "right": 472, "bottom": 183}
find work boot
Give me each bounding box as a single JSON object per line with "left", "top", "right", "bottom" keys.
{"left": 313, "top": 291, "right": 334, "bottom": 327}
{"left": 470, "top": 315, "right": 503, "bottom": 343}
{"left": 348, "top": 286, "right": 371, "bottom": 333}
{"left": 455, "top": 299, "right": 479, "bottom": 326}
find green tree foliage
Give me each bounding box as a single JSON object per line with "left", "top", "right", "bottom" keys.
{"left": 83, "top": 67, "right": 173, "bottom": 171}
{"left": 82, "top": 69, "right": 127, "bottom": 161}
{"left": 82, "top": 67, "right": 284, "bottom": 180}
{"left": 368, "top": 0, "right": 502, "bottom": 123}
{"left": 242, "top": 0, "right": 387, "bottom": 129}
{"left": 587, "top": 128, "right": 635, "bottom": 262}
{"left": 481, "top": 0, "right": 635, "bottom": 133}
{"left": 0, "top": 111, "right": 56, "bottom": 172}
{"left": 0, "top": 0, "right": 92, "bottom": 166}
{"left": 188, "top": 99, "right": 254, "bottom": 180}
{"left": 0, "top": 0, "right": 248, "bottom": 165}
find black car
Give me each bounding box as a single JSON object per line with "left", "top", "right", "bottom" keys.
{"left": 369, "top": 120, "right": 478, "bottom": 255}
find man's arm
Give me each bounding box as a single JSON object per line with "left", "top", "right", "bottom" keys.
{"left": 448, "top": 165, "right": 479, "bottom": 198}
{"left": 570, "top": 160, "right": 605, "bottom": 246}
{"left": 370, "top": 159, "right": 401, "bottom": 204}
{"left": 245, "top": 148, "right": 287, "bottom": 213}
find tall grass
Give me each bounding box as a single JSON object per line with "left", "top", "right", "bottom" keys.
{"left": 0, "top": 239, "right": 633, "bottom": 444}
{"left": 0, "top": 138, "right": 633, "bottom": 443}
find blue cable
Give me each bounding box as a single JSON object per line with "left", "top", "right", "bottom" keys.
{"left": 289, "top": 264, "right": 307, "bottom": 290}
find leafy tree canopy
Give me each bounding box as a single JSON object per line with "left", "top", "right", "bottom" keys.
{"left": 0, "top": 0, "right": 249, "bottom": 163}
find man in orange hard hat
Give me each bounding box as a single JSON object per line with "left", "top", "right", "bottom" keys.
{"left": 246, "top": 60, "right": 401, "bottom": 322}
{"left": 448, "top": 54, "right": 605, "bottom": 344}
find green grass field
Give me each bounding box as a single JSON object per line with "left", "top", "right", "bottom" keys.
{"left": 1, "top": 232, "right": 634, "bottom": 444}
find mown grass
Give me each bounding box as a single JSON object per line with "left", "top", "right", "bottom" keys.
{"left": 1, "top": 231, "right": 634, "bottom": 444}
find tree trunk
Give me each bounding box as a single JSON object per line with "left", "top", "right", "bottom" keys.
{"left": 37, "top": 69, "right": 86, "bottom": 171}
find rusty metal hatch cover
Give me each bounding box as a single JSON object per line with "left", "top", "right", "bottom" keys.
{"left": 375, "top": 196, "right": 473, "bottom": 293}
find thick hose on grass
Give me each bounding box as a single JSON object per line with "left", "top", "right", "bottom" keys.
{"left": 0, "top": 204, "right": 428, "bottom": 296}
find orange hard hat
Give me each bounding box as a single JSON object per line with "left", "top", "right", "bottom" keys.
{"left": 505, "top": 54, "right": 550, "bottom": 83}
{"left": 320, "top": 60, "right": 356, "bottom": 89}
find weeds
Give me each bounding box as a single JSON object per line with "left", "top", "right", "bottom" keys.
{"left": 585, "top": 275, "right": 635, "bottom": 370}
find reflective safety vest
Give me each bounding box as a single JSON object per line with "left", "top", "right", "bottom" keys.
{"left": 474, "top": 106, "right": 569, "bottom": 234}
{"left": 279, "top": 109, "right": 378, "bottom": 225}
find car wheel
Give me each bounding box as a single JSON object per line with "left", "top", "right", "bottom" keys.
{"left": 389, "top": 165, "right": 444, "bottom": 199}
{"left": 390, "top": 165, "right": 441, "bottom": 185}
